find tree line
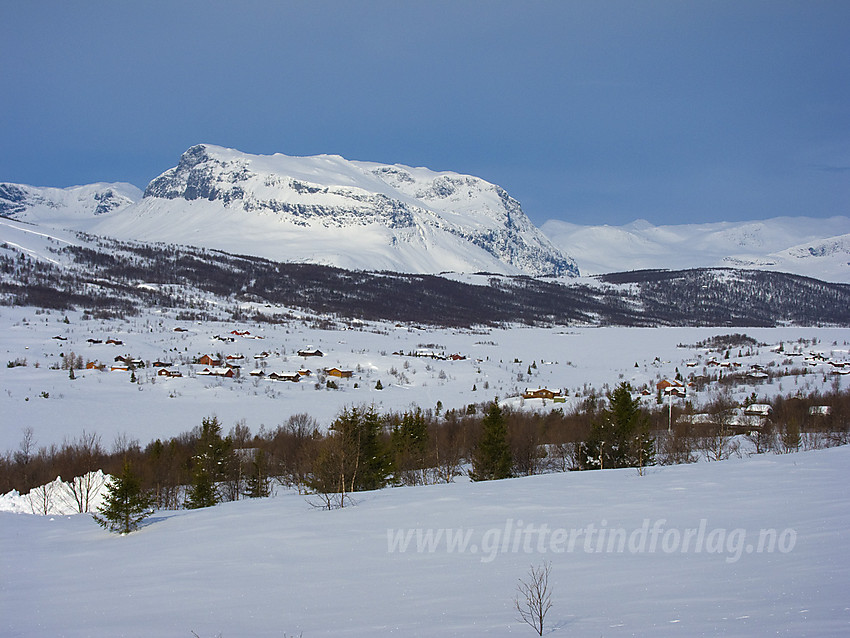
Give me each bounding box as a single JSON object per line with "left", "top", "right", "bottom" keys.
{"left": 3, "top": 383, "right": 850, "bottom": 515}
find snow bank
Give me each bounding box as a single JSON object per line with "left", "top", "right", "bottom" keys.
{"left": 0, "top": 470, "right": 110, "bottom": 515}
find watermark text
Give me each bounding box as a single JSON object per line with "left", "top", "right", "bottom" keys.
{"left": 387, "top": 518, "right": 796, "bottom": 563}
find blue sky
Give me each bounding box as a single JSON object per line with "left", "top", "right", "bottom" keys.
{"left": 2, "top": 1, "right": 848, "bottom": 227}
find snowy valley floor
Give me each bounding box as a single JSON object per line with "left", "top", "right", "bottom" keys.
{"left": 2, "top": 445, "right": 848, "bottom": 637}
{"left": 2, "top": 303, "right": 850, "bottom": 452}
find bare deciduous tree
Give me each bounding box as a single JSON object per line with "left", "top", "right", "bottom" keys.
{"left": 509, "top": 413, "right": 546, "bottom": 476}
{"left": 698, "top": 394, "right": 739, "bottom": 461}
{"left": 66, "top": 431, "right": 106, "bottom": 512}
{"left": 515, "top": 561, "right": 553, "bottom": 636}
{"left": 272, "top": 413, "right": 319, "bottom": 493}
{"left": 307, "top": 434, "right": 352, "bottom": 510}
{"left": 14, "top": 427, "right": 37, "bottom": 487}
{"left": 112, "top": 432, "right": 140, "bottom": 456}
{"left": 743, "top": 416, "right": 776, "bottom": 455}
{"left": 430, "top": 417, "right": 465, "bottom": 484}
{"left": 544, "top": 441, "right": 574, "bottom": 472}
{"left": 27, "top": 480, "right": 57, "bottom": 515}
{"left": 69, "top": 471, "right": 108, "bottom": 513}
{"left": 15, "top": 427, "right": 36, "bottom": 465}
{"left": 657, "top": 421, "right": 699, "bottom": 466}
{"left": 781, "top": 418, "right": 802, "bottom": 453}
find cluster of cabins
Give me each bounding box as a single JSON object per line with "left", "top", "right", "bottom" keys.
{"left": 71, "top": 327, "right": 355, "bottom": 383}
{"left": 81, "top": 355, "right": 146, "bottom": 373}
{"left": 796, "top": 352, "right": 850, "bottom": 374}
{"left": 58, "top": 324, "right": 471, "bottom": 391}
{"left": 522, "top": 380, "right": 780, "bottom": 425}
{"left": 76, "top": 333, "right": 359, "bottom": 384}
{"left": 249, "top": 367, "right": 354, "bottom": 382}
{"left": 192, "top": 346, "right": 353, "bottom": 383}
{"left": 690, "top": 350, "right": 850, "bottom": 376}
{"left": 54, "top": 336, "right": 123, "bottom": 346}
{"left": 393, "top": 349, "right": 468, "bottom": 361}
{"left": 686, "top": 358, "right": 771, "bottom": 380}
{"left": 654, "top": 378, "right": 776, "bottom": 418}
{"left": 211, "top": 330, "right": 265, "bottom": 343}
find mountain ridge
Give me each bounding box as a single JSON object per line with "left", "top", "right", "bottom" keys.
{"left": 542, "top": 216, "right": 850, "bottom": 283}
{"left": 0, "top": 182, "right": 141, "bottom": 223}
{"left": 2, "top": 145, "right": 849, "bottom": 282}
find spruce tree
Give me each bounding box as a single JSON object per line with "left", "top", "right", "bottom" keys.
{"left": 332, "top": 406, "right": 391, "bottom": 492}
{"left": 782, "top": 419, "right": 801, "bottom": 453}
{"left": 470, "top": 400, "right": 512, "bottom": 481}
{"left": 186, "top": 461, "right": 217, "bottom": 509}
{"left": 93, "top": 460, "right": 153, "bottom": 534}
{"left": 391, "top": 408, "right": 430, "bottom": 485}
{"left": 186, "top": 416, "right": 234, "bottom": 509}
{"left": 581, "top": 382, "right": 654, "bottom": 470}
{"left": 246, "top": 449, "right": 271, "bottom": 498}
{"left": 307, "top": 406, "right": 391, "bottom": 504}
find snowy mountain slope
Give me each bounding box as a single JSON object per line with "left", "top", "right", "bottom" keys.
{"left": 542, "top": 216, "right": 850, "bottom": 283}
{"left": 87, "top": 144, "right": 578, "bottom": 277}
{"left": 764, "top": 233, "right": 850, "bottom": 282}
{"left": 5, "top": 212, "right": 850, "bottom": 331}
{"left": 0, "top": 181, "right": 141, "bottom": 224}
{"left": 2, "top": 446, "right": 848, "bottom": 636}
{"left": 0, "top": 217, "right": 82, "bottom": 265}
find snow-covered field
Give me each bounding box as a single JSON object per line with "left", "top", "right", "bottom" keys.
{"left": 2, "top": 304, "right": 849, "bottom": 453}
{"left": 1, "top": 445, "right": 847, "bottom": 636}
{"left": 2, "top": 302, "right": 850, "bottom": 636}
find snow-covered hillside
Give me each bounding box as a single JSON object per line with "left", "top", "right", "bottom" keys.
{"left": 2, "top": 445, "right": 847, "bottom": 636}
{"left": 0, "top": 181, "right": 140, "bottom": 224}
{"left": 0, "top": 216, "right": 83, "bottom": 264}
{"left": 81, "top": 144, "right": 577, "bottom": 277}
{"left": 542, "top": 216, "right": 850, "bottom": 283}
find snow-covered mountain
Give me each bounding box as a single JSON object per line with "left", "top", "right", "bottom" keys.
{"left": 542, "top": 217, "right": 850, "bottom": 283}
{"left": 0, "top": 182, "right": 141, "bottom": 224}
{"left": 80, "top": 144, "right": 577, "bottom": 277}
{"left": 4, "top": 148, "right": 849, "bottom": 282}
